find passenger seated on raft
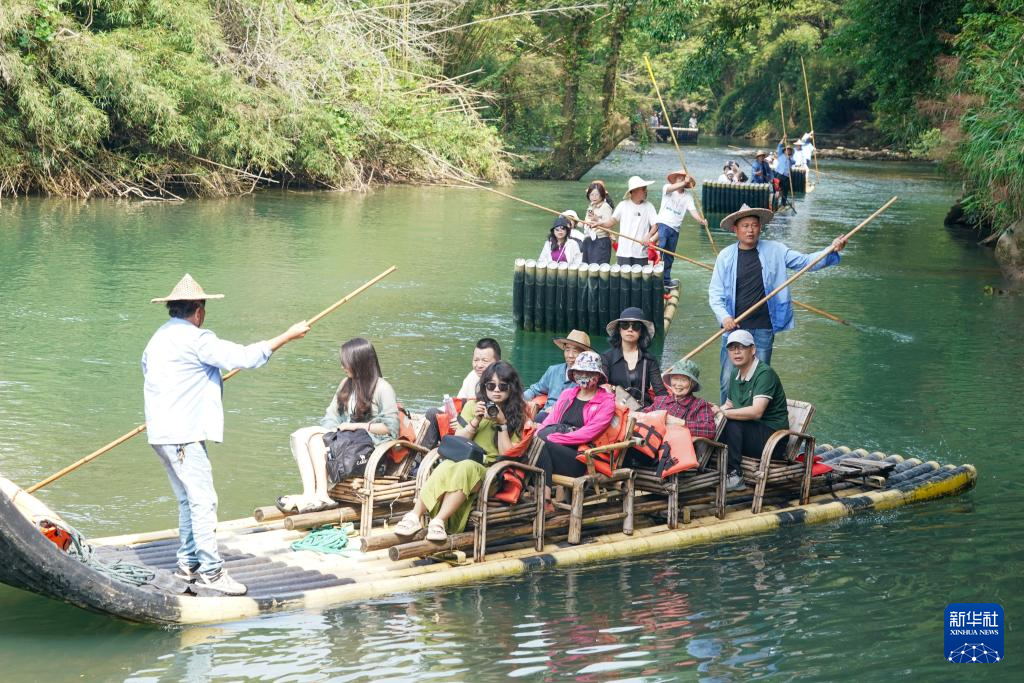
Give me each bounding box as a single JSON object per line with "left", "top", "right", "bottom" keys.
{"left": 534, "top": 351, "right": 615, "bottom": 496}
{"left": 523, "top": 329, "right": 593, "bottom": 421}
{"left": 537, "top": 215, "right": 583, "bottom": 267}
{"left": 711, "top": 329, "right": 790, "bottom": 494}
{"left": 624, "top": 359, "right": 716, "bottom": 467}
{"left": 716, "top": 164, "right": 736, "bottom": 184}
{"left": 421, "top": 338, "right": 502, "bottom": 450}
{"left": 279, "top": 338, "right": 399, "bottom": 514}
{"left": 395, "top": 361, "right": 530, "bottom": 542}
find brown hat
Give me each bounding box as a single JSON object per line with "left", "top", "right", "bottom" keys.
{"left": 150, "top": 274, "right": 224, "bottom": 303}
{"left": 719, "top": 203, "right": 774, "bottom": 232}
{"left": 666, "top": 169, "right": 696, "bottom": 188}
{"left": 553, "top": 329, "right": 593, "bottom": 353}
{"left": 755, "top": 150, "right": 767, "bottom": 158}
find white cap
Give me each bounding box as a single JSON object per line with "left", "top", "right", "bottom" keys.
{"left": 726, "top": 329, "right": 755, "bottom": 347}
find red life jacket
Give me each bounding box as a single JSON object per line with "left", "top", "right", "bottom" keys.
{"left": 490, "top": 422, "right": 537, "bottom": 504}
{"left": 632, "top": 410, "right": 668, "bottom": 460}
{"left": 574, "top": 402, "right": 632, "bottom": 477}
{"left": 655, "top": 424, "right": 699, "bottom": 479}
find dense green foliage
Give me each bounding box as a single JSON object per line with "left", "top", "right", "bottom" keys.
{"left": 0, "top": 0, "right": 507, "bottom": 197}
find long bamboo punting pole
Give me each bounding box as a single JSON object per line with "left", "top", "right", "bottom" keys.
{"left": 778, "top": 82, "right": 797, "bottom": 212}
{"left": 462, "top": 180, "right": 849, "bottom": 325}
{"left": 643, "top": 54, "right": 717, "bottom": 253}
{"left": 682, "top": 197, "right": 898, "bottom": 361}
{"left": 26, "top": 266, "right": 398, "bottom": 494}
{"left": 800, "top": 56, "right": 821, "bottom": 189}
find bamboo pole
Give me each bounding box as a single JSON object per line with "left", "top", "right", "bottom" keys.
{"left": 643, "top": 55, "right": 717, "bottom": 253}
{"left": 26, "top": 266, "right": 398, "bottom": 494}
{"left": 460, "top": 180, "right": 849, "bottom": 325}
{"left": 778, "top": 83, "right": 797, "bottom": 212}
{"left": 284, "top": 507, "right": 359, "bottom": 531}
{"left": 800, "top": 57, "right": 821, "bottom": 189}
{"left": 682, "top": 197, "right": 898, "bottom": 361}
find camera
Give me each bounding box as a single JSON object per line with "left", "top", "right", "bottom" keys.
{"left": 482, "top": 400, "right": 499, "bottom": 418}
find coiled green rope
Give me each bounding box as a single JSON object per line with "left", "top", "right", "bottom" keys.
{"left": 63, "top": 523, "right": 155, "bottom": 587}
{"left": 290, "top": 523, "right": 357, "bottom": 555}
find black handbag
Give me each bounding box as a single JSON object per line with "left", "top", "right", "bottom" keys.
{"left": 438, "top": 435, "right": 486, "bottom": 464}
{"left": 322, "top": 428, "right": 375, "bottom": 484}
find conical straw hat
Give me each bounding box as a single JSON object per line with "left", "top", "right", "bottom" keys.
{"left": 150, "top": 274, "right": 224, "bottom": 303}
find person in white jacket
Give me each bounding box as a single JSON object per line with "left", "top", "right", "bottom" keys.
{"left": 538, "top": 215, "right": 583, "bottom": 266}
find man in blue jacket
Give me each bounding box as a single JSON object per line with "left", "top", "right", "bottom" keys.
{"left": 774, "top": 140, "right": 795, "bottom": 207}
{"left": 524, "top": 329, "right": 592, "bottom": 420}
{"left": 708, "top": 205, "right": 847, "bottom": 401}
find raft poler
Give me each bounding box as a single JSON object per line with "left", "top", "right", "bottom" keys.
{"left": 708, "top": 204, "right": 848, "bottom": 401}
{"left": 594, "top": 176, "right": 659, "bottom": 268}
{"left": 750, "top": 150, "right": 773, "bottom": 185}
{"left": 143, "top": 274, "right": 309, "bottom": 595}
{"left": 655, "top": 169, "right": 708, "bottom": 291}
{"left": 523, "top": 329, "right": 593, "bottom": 420}
{"left": 537, "top": 214, "right": 582, "bottom": 267}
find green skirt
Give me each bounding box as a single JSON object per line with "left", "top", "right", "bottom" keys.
{"left": 420, "top": 459, "right": 489, "bottom": 533}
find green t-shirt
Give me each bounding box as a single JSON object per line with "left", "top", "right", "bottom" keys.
{"left": 459, "top": 400, "right": 522, "bottom": 464}
{"left": 727, "top": 360, "right": 789, "bottom": 431}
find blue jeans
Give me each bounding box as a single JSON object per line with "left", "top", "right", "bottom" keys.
{"left": 719, "top": 328, "right": 775, "bottom": 402}
{"left": 152, "top": 442, "right": 221, "bottom": 575}
{"left": 657, "top": 223, "right": 680, "bottom": 285}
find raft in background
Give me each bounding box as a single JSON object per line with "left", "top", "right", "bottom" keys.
{"left": 653, "top": 126, "right": 698, "bottom": 143}
{"left": 790, "top": 167, "right": 808, "bottom": 192}
{"left": 0, "top": 447, "right": 977, "bottom": 625}
{"left": 512, "top": 260, "right": 679, "bottom": 335}
{"left": 701, "top": 181, "right": 775, "bottom": 214}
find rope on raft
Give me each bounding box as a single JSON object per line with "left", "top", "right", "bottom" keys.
{"left": 290, "top": 523, "right": 358, "bottom": 555}
{"left": 65, "top": 523, "right": 155, "bottom": 587}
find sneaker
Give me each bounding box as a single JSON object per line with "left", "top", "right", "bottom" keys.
{"left": 174, "top": 562, "right": 200, "bottom": 583}
{"left": 196, "top": 570, "right": 247, "bottom": 596}
{"left": 725, "top": 471, "right": 745, "bottom": 492}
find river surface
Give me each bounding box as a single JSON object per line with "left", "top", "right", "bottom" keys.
{"left": 0, "top": 139, "right": 1020, "bottom": 682}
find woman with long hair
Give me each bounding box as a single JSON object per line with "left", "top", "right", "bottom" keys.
{"left": 601, "top": 307, "right": 667, "bottom": 408}
{"left": 278, "top": 338, "right": 399, "bottom": 514}
{"left": 395, "top": 361, "right": 530, "bottom": 542}
{"left": 582, "top": 180, "right": 614, "bottom": 264}
{"left": 537, "top": 215, "right": 582, "bottom": 266}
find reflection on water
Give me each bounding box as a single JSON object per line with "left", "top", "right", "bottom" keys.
{"left": 1, "top": 138, "right": 1021, "bottom": 680}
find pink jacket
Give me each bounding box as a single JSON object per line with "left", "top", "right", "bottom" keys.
{"left": 539, "top": 386, "right": 615, "bottom": 446}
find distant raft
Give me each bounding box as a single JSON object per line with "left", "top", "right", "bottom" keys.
{"left": 701, "top": 181, "right": 775, "bottom": 214}
{"left": 512, "top": 260, "right": 679, "bottom": 335}
{"left": 790, "top": 167, "right": 808, "bottom": 192}
{"left": 653, "top": 126, "right": 698, "bottom": 143}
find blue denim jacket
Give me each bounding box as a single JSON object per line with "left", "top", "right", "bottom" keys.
{"left": 524, "top": 362, "right": 573, "bottom": 410}
{"left": 775, "top": 142, "right": 793, "bottom": 177}
{"left": 708, "top": 240, "right": 840, "bottom": 332}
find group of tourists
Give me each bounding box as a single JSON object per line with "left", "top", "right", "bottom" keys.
{"left": 536, "top": 172, "right": 708, "bottom": 291}
{"left": 745, "top": 133, "right": 815, "bottom": 207}
{"left": 141, "top": 194, "right": 847, "bottom": 597}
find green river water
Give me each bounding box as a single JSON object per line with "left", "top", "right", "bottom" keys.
{"left": 0, "top": 140, "right": 1020, "bottom": 682}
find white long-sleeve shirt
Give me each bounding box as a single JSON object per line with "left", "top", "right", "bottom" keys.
{"left": 142, "top": 317, "right": 272, "bottom": 444}
{"left": 538, "top": 239, "right": 582, "bottom": 266}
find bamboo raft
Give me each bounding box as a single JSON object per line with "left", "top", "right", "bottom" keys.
{"left": 511, "top": 260, "right": 679, "bottom": 334}
{"left": 0, "top": 446, "right": 975, "bottom": 625}
{"left": 791, "top": 167, "right": 809, "bottom": 193}
{"left": 701, "top": 181, "right": 776, "bottom": 213}
{"left": 653, "top": 126, "right": 698, "bottom": 143}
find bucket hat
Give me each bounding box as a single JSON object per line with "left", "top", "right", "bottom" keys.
{"left": 662, "top": 359, "right": 701, "bottom": 393}
{"left": 726, "top": 329, "right": 756, "bottom": 347}
{"left": 560, "top": 209, "right": 581, "bottom": 224}
{"left": 568, "top": 350, "right": 607, "bottom": 383}
{"left": 794, "top": 139, "right": 803, "bottom": 146}
{"left": 151, "top": 274, "right": 224, "bottom": 303}
{"left": 552, "top": 215, "right": 572, "bottom": 230}
{"left": 719, "top": 203, "right": 774, "bottom": 232}
{"left": 606, "top": 306, "right": 656, "bottom": 339}
{"left": 553, "top": 329, "right": 593, "bottom": 353}
{"left": 666, "top": 169, "right": 696, "bottom": 188}
{"left": 622, "top": 175, "right": 655, "bottom": 200}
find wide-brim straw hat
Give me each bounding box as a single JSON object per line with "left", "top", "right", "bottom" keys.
{"left": 755, "top": 150, "right": 767, "bottom": 158}
{"left": 719, "top": 203, "right": 774, "bottom": 232}
{"left": 606, "top": 306, "right": 656, "bottom": 339}
{"left": 553, "top": 329, "right": 592, "bottom": 353}
{"left": 150, "top": 273, "right": 224, "bottom": 303}
{"left": 666, "top": 169, "right": 696, "bottom": 188}
{"left": 662, "top": 358, "right": 701, "bottom": 393}
{"left": 568, "top": 350, "right": 607, "bottom": 383}
{"left": 622, "top": 175, "right": 655, "bottom": 199}
{"left": 794, "top": 140, "right": 804, "bottom": 146}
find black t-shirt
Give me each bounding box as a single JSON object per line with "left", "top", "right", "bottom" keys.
{"left": 560, "top": 398, "right": 588, "bottom": 429}
{"left": 736, "top": 247, "right": 772, "bottom": 329}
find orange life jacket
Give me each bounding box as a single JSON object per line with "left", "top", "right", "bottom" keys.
{"left": 436, "top": 398, "right": 466, "bottom": 438}
{"left": 574, "top": 402, "right": 632, "bottom": 477}
{"left": 489, "top": 421, "right": 537, "bottom": 504}
{"left": 632, "top": 410, "right": 668, "bottom": 460}
{"left": 655, "top": 424, "right": 699, "bottom": 478}
{"left": 38, "top": 520, "right": 72, "bottom": 552}
{"left": 387, "top": 404, "right": 419, "bottom": 464}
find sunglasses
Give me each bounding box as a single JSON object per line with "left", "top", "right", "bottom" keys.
{"left": 618, "top": 321, "right": 643, "bottom": 331}
{"left": 485, "top": 382, "right": 509, "bottom": 392}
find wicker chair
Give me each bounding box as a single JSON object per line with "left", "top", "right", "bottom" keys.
{"left": 739, "top": 399, "right": 817, "bottom": 514}
{"left": 633, "top": 413, "right": 728, "bottom": 527}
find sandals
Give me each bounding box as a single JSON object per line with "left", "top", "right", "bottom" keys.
{"left": 425, "top": 518, "right": 448, "bottom": 542}
{"left": 276, "top": 495, "right": 337, "bottom": 515}
{"left": 393, "top": 512, "right": 423, "bottom": 537}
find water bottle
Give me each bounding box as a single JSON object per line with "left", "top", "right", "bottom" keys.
{"left": 442, "top": 394, "right": 457, "bottom": 421}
